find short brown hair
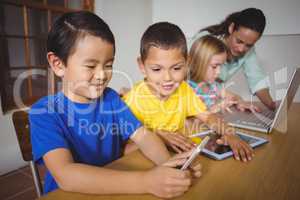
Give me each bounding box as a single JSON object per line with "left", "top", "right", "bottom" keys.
{"left": 140, "top": 22, "right": 187, "bottom": 62}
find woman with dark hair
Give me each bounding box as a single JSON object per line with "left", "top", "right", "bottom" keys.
{"left": 191, "top": 8, "right": 276, "bottom": 110}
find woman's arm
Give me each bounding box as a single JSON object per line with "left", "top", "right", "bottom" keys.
{"left": 255, "top": 88, "right": 276, "bottom": 110}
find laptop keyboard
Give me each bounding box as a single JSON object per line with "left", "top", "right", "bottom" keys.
{"left": 244, "top": 109, "right": 275, "bottom": 127}
{"left": 224, "top": 107, "right": 276, "bottom": 129}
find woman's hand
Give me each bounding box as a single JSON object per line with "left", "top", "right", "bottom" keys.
{"left": 236, "top": 101, "right": 261, "bottom": 113}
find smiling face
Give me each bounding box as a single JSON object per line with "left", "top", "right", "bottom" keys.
{"left": 138, "top": 46, "right": 187, "bottom": 100}
{"left": 205, "top": 52, "right": 227, "bottom": 83}
{"left": 49, "top": 34, "right": 114, "bottom": 103}
{"left": 226, "top": 24, "right": 260, "bottom": 58}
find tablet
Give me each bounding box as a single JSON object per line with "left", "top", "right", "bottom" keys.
{"left": 180, "top": 136, "right": 210, "bottom": 170}
{"left": 190, "top": 130, "right": 268, "bottom": 160}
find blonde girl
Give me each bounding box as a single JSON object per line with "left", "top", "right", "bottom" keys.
{"left": 188, "top": 35, "right": 258, "bottom": 113}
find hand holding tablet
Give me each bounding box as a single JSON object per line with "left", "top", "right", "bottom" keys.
{"left": 180, "top": 136, "right": 210, "bottom": 170}
{"left": 190, "top": 131, "right": 268, "bottom": 160}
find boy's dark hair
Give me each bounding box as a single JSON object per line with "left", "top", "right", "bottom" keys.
{"left": 140, "top": 22, "right": 187, "bottom": 62}
{"left": 201, "top": 8, "right": 266, "bottom": 36}
{"left": 47, "top": 11, "right": 115, "bottom": 65}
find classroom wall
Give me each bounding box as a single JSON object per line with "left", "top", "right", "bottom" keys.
{"left": 0, "top": 101, "right": 26, "bottom": 175}
{"left": 95, "top": 0, "right": 151, "bottom": 90}
{"left": 152, "top": 0, "right": 300, "bottom": 36}
{"left": 1, "top": 0, "right": 299, "bottom": 175}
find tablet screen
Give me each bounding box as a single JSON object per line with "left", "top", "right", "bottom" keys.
{"left": 202, "top": 133, "right": 261, "bottom": 155}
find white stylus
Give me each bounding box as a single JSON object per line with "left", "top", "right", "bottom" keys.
{"left": 180, "top": 136, "right": 210, "bottom": 170}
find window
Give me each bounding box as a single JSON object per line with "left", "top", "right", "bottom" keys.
{"left": 0, "top": 0, "right": 94, "bottom": 113}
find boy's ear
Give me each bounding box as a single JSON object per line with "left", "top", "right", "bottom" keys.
{"left": 137, "top": 57, "right": 146, "bottom": 75}
{"left": 47, "top": 52, "right": 66, "bottom": 77}
{"left": 228, "top": 22, "right": 235, "bottom": 34}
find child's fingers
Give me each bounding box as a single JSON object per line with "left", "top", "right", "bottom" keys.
{"left": 162, "top": 150, "right": 194, "bottom": 168}
{"left": 241, "top": 141, "right": 254, "bottom": 159}
{"left": 241, "top": 104, "right": 254, "bottom": 112}
{"left": 176, "top": 134, "right": 196, "bottom": 146}
{"left": 232, "top": 147, "right": 240, "bottom": 161}
{"left": 237, "top": 103, "right": 249, "bottom": 112}
{"left": 238, "top": 104, "right": 246, "bottom": 112}
{"left": 169, "top": 168, "right": 191, "bottom": 179}
{"left": 170, "top": 149, "right": 194, "bottom": 160}
{"left": 162, "top": 157, "right": 187, "bottom": 168}
{"left": 190, "top": 161, "right": 202, "bottom": 170}
{"left": 192, "top": 170, "right": 202, "bottom": 178}
{"left": 216, "top": 138, "right": 227, "bottom": 145}
{"left": 226, "top": 100, "right": 238, "bottom": 106}
{"left": 232, "top": 141, "right": 254, "bottom": 162}
{"left": 169, "top": 138, "right": 190, "bottom": 152}
{"left": 171, "top": 135, "right": 195, "bottom": 151}
{"left": 189, "top": 163, "right": 202, "bottom": 178}
{"left": 189, "top": 161, "right": 202, "bottom": 172}
{"left": 170, "top": 144, "right": 183, "bottom": 153}
{"left": 171, "top": 190, "right": 188, "bottom": 198}
{"left": 167, "top": 175, "right": 192, "bottom": 187}
{"left": 238, "top": 146, "right": 247, "bottom": 162}
{"left": 217, "top": 135, "right": 254, "bottom": 162}
{"left": 247, "top": 105, "right": 255, "bottom": 113}
{"left": 225, "top": 106, "right": 234, "bottom": 113}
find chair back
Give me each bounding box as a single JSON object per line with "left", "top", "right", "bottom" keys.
{"left": 12, "top": 110, "right": 32, "bottom": 161}
{"left": 12, "top": 110, "right": 43, "bottom": 197}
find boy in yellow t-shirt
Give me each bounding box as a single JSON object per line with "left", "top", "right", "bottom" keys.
{"left": 124, "top": 22, "right": 253, "bottom": 162}
{"left": 124, "top": 81, "right": 206, "bottom": 133}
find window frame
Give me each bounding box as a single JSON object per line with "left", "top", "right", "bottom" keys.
{"left": 0, "top": 0, "right": 94, "bottom": 113}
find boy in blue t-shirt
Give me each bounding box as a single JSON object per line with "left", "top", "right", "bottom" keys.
{"left": 29, "top": 11, "right": 201, "bottom": 198}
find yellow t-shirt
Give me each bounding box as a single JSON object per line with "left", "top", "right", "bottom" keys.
{"left": 123, "top": 81, "right": 207, "bottom": 132}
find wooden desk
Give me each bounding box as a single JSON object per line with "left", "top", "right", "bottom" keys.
{"left": 40, "top": 103, "right": 300, "bottom": 200}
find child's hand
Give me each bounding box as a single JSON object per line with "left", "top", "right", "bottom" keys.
{"left": 216, "top": 134, "right": 254, "bottom": 162}
{"left": 143, "top": 151, "right": 202, "bottom": 198}
{"left": 162, "top": 150, "right": 202, "bottom": 178}
{"left": 214, "top": 99, "right": 238, "bottom": 113}
{"left": 158, "top": 131, "right": 196, "bottom": 153}
{"left": 236, "top": 101, "right": 261, "bottom": 113}
{"left": 143, "top": 166, "right": 191, "bottom": 198}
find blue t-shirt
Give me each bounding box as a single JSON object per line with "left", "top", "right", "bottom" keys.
{"left": 29, "top": 88, "right": 142, "bottom": 194}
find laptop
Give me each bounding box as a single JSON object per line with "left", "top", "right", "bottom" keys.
{"left": 221, "top": 68, "right": 300, "bottom": 133}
